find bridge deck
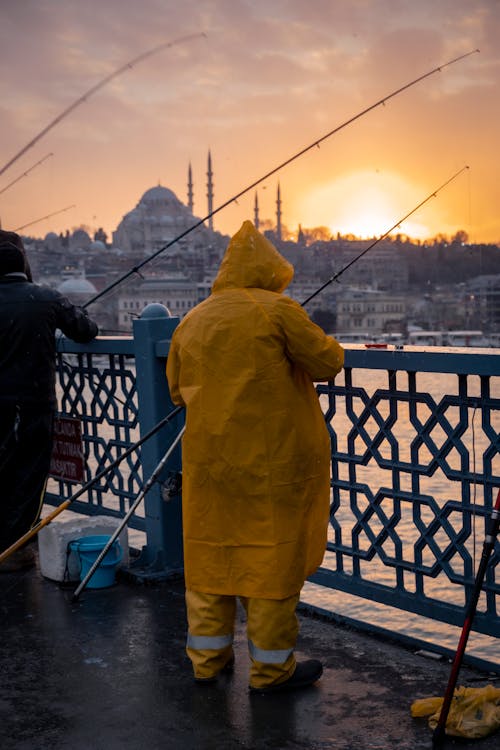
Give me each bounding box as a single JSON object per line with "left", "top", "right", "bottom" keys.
{"left": 1, "top": 552, "right": 498, "bottom": 750}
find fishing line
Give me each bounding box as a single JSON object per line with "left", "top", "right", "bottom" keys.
{"left": 0, "top": 32, "right": 207, "bottom": 178}
{"left": 82, "top": 49, "right": 479, "bottom": 310}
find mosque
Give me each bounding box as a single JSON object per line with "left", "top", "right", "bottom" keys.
{"left": 21, "top": 150, "right": 284, "bottom": 276}
{"left": 17, "top": 151, "right": 288, "bottom": 331}
{"left": 111, "top": 151, "right": 285, "bottom": 256}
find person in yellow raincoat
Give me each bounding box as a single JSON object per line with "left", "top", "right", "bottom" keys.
{"left": 166, "top": 220, "right": 344, "bottom": 693}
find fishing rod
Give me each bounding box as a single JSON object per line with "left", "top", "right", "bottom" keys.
{"left": 83, "top": 48, "right": 479, "bottom": 310}
{"left": 0, "top": 405, "right": 183, "bottom": 564}
{"left": 14, "top": 204, "right": 76, "bottom": 232}
{"left": 300, "top": 165, "right": 470, "bottom": 307}
{"left": 71, "top": 424, "right": 186, "bottom": 602}
{"left": 0, "top": 32, "right": 206, "bottom": 178}
{"left": 432, "top": 487, "right": 500, "bottom": 748}
{"left": 0, "top": 152, "right": 53, "bottom": 196}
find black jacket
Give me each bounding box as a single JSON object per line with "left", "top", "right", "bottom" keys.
{"left": 0, "top": 275, "right": 98, "bottom": 408}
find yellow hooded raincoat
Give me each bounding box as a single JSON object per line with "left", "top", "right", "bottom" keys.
{"left": 166, "top": 221, "right": 344, "bottom": 600}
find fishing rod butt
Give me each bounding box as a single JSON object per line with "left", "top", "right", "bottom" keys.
{"left": 431, "top": 724, "right": 447, "bottom": 748}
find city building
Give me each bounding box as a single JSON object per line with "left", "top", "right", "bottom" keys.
{"left": 335, "top": 287, "right": 407, "bottom": 335}
{"left": 117, "top": 275, "right": 199, "bottom": 329}
{"left": 15, "top": 151, "right": 498, "bottom": 343}
{"left": 464, "top": 274, "right": 500, "bottom": 331}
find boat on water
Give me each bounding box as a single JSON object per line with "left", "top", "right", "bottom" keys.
{"left": 408, "top": 330, "right": 494, "bottom": 347}
{"left": 331, "top": 330, "right": 497, "bottom": 348}
{"left": 445, "top": 330, "right": 495, "bottom": 347}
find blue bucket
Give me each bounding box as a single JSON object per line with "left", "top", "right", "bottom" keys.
{"left": 69, "top": 535, "right": 123, "bottom": 589}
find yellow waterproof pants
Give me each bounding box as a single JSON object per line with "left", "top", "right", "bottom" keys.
{"left": 186, "top": 589, "right": 300, "bottom": 688}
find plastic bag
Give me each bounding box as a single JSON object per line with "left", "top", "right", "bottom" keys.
{"left": 411, "top": 684, "right": 500, "bottom": 739}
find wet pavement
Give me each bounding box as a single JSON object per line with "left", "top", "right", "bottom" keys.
{"left": 1, "top": 552, "right": 499, "bottom": 750}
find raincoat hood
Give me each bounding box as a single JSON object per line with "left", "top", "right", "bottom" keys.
{"left": 212, "top": 220, "right": 294, "bottom": 294}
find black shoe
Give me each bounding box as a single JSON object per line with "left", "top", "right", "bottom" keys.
{"left": 249, "top": 659, "right": 323, "bottom": 694}
{"left": 194, "top": 656, "right": 235, "bottom": 685}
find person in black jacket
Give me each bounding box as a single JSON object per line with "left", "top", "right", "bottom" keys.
{"left": 0, "top": 230, "right": 98, "bottom": 571}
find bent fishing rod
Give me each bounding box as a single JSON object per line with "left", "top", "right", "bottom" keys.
{"left": 0, "top": 32, "right": 207, "bottom": 179}
{"left": 300, "top": 165, "right": 470, "bottom": 307}
{"left": 83, "top": 49, "right": 479, "bottom": 310}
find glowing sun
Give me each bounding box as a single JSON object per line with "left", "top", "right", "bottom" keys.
{"left": 297, "top": 170, "right": 433, "bottom": 239}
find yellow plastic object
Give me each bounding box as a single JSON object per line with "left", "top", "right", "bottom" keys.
{"left": 166, "top": 220, "right": 344, "bottom": 599}
{"left": 411, "top": 684, "right": 500, "bottom": 739}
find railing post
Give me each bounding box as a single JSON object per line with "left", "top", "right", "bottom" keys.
{"left": 131, "top": 303, "right": 184, "bottom": 580}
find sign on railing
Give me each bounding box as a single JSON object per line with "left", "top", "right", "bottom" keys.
{"left": 49, "top": 415, "right": 85, "bottom": 483}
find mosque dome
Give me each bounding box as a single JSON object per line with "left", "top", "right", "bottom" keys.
{"left": 140, "top": 185, "right": 178, "bottom": 206}
{"left": 44, "top": 231, "right": 61, "bottom": 250}
{"left": 112, "top": 165, "right": 225, "bottom": 256}
{"left": 58, "top": 277, "right": 97, "bottom": 296}
{"left": 70, "top": 229, "right": 91, "bottom": 248}
{"left": 89, "top": 240, "right": 106, "bottom": 251}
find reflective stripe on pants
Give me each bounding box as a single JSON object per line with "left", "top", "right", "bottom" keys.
{"left": 240, "top": 593, "right": 299, "bottom": 689}
{"left": 185, "top": 590, "right": 236, "bottom": 680}
{"left": 247, "top": 640, "right": 294, "bottom": 664}
{"left": 187, "top": 633, "right": 233, "bottom": 650}
{"left": 185, "top": 589, "right": 299, "bottom": 688}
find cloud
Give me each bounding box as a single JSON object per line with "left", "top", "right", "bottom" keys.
{"left": 0, "top": 0, "right": 497, "bottom": 241}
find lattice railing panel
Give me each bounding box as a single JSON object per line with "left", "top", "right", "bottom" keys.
{"left": 46, "top": 351, "right": 144, "bottom": 529}
{"left": 315, "top": 358, "right": 500, "bottom": 638}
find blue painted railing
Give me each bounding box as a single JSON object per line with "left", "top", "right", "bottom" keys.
{"left": 49, "top": 306, "right": 184, "bottom": 573}
{"left": 311, "top": 347, "right": 499, "bottom": 656}
{"left": 49, "top": 306, "right": 499, "bottom": 667}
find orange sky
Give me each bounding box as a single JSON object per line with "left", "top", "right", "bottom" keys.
{"left": 0, "top": 1, "right": 499, "bottom": 245}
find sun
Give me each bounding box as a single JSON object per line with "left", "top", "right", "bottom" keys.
{"left": 296, "top": 170, "right": 432, "bottom": 240}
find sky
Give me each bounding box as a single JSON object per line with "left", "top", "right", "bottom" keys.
{"left": 0, "top": 0, "right": 499, "bottom": 244}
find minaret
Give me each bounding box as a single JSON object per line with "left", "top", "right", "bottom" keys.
{"left": 297, "top": 223, "right": 305, "bottom": 245}
{"left": 187, "top": 162, "right": 194, "bottom": 213}
{"left": 276, "top": 182, "right": 282, "bottom": 241}
{"left": 207, "top": 150, "right": 214, "bottom": 230}
{"left": 254, "top": 191, "right": 260, "bottom": 230}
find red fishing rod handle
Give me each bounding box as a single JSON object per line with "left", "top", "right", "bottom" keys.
{"left": 432, "top": 487, "right": 500, "bottom": 748}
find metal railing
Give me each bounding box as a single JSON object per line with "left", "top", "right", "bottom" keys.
{"left": 50, "top": 337, "right": 142, "bottom": 525}
{"left": 48, "top": 308, "right": 184, "bottom": 573}
{"left": 310, "top": 347, "right": 499, "bottom": 665}
{"left": 48, "top": 308, "right": 499, "bottom": 667}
